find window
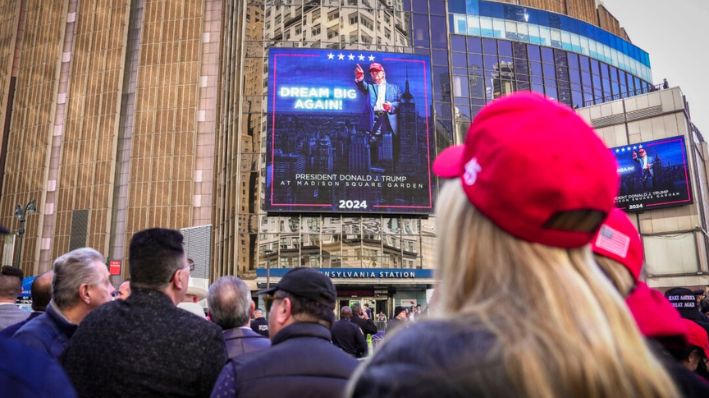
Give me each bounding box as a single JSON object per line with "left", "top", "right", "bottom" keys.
{"left": 348, "top": 13, "right": 357, "bottom": 25}
{"left": 328, "top": 10, "right": 339, "bottom": 21}
{"left": 312, "top": 24, "right": 321, "bottom": 36}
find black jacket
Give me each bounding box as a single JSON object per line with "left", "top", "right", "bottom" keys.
{"left": 211, "top": 322, "right": 358, "bottom": 398}
{"left": 62, "top": 287, "right": 227, "bottom": 398}
{"left": 223, "top": 327, "right": 270, "bottom": 360}
{"left": 250, "top": 317, "right": 269, "bottom": 337}
{"left": 331, "top": 317, "right": 367, "bottom": 358}
{"left": 351, "top": 315, "right": 377, "bottom": 336}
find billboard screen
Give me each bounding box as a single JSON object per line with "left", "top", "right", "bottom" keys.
{"left": 266, "top": 48, "right": 433, "bottom": 214}
{"left": 613, "top": 135, "right": 692, "bottom": 212}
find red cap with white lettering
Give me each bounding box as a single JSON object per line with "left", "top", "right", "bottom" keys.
{"left": 433, "top": 92, "right": 618, "bottom": 248}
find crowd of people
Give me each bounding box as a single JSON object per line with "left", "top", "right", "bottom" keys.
{"left": 1, "top": 92, "right": 709, "bottom": 397}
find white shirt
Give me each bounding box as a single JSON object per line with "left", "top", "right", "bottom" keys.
{"left": 374, "top": 80, "right": 387, "bottom": 112}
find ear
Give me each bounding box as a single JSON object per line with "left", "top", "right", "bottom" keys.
{"left": 275, "top": 297, "right": 292, "bottom": 326}
{"left": 249, "top": 300, "right": 256, "bottom": 318}
{"left": 172, "top": 268, "right": 187, "bottom": 291}
{"left": 79, "top": 283, "right": 91, "bottom": 305}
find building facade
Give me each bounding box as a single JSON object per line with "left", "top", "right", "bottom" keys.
{"left": 0, "top": 0, "right": 705, "bottom": 314}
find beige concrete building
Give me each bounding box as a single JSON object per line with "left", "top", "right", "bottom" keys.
{"left": 578, "top": 87, "right": 709, "bottom": 288}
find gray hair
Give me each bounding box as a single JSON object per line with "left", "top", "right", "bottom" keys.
{"left": 52, "top": 248, "right": 105, "bottom": 310}
{"left": 207, "top": 276, "right": 251, "bottom": 330}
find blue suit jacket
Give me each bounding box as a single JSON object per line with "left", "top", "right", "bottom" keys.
{"left": 356, "top": 79, "right": 401, "bottom": 134}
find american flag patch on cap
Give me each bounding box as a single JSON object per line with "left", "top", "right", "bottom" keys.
{"left": 594, "top": 225, "right": 630, "bottom": 259}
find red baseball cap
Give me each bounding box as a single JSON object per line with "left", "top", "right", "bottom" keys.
{"left": 626, "top": 282, "right": 687, "bottom": 342}
{"left": 592, "top": 208, "right": 643, "bottom": 280}
{"left": 433, "top": 92, "right": 618, "bottom": 248}
{"left": 369, "top": 62, "right": 384, "bottom": 72}
{"left": 682, "top": 318, "right": 709, "bottom": 359}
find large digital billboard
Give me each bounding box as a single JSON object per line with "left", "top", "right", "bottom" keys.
{"left": 265, "top": 48, "right": 433, "bottom": 214}
{"left": 612, "top": 136, "right": 692, "bottom": 212}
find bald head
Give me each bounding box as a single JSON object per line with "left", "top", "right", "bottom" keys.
{"left": 31, "top": 271, "right": 53, "bottom": 311}
{"left": 340, "top": 306, "right": 353, "bottom": 319}
{"left": 117, "top": 280, "right": 131, "bottom": 301}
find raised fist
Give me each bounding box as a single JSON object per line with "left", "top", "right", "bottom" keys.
{"left": 355, "top": 64, "right": 364, "bottom": 81}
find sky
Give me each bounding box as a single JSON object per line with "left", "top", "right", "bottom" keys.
{"left": 602, "top": 0, "right": 709, "bottom": 134}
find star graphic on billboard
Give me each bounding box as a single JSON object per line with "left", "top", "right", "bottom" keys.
{"left": 358, "top": 54, "right": 365, "bottom": 61}
{"left": 327, "top": 53, "right": 334, "bottom": 60}
{"left": 348, "top": 54, "right": 355, "bottom": 60}
{"left": 368, "top": 55, "right": 375, "bottom": 61}
{"left": 338, "top": 53, "right": 345, "bottom": 60}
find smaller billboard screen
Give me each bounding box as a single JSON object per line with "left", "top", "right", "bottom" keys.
{"left": 612, "top": 135, "right": 692, "bottom": 212}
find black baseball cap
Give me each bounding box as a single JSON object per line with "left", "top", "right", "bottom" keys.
{"left": 258, "top": 267, "right": 336, "bottom": 303}
{"left": 0, "top": 225, "right": 9, "bottom": 235}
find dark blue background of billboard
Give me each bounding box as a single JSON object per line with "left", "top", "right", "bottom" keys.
{"left": 266, "top": 48, "right": 434, "bottom": 214}
{"left": 612, "top": 135, "right": 692, "bottom": 211}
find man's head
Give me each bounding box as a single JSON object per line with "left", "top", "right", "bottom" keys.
{"left": 116, "top": 280, "right": 131, "bottom": 301}
{"left": 128, "top": 228, "right": 189, "bottom": 304}
{"left": 207, "top": 276, "right": 253, "bottom": 330}
{"left": 254, "top": 309, "right": 264, "bottom": 319}
{"left": 259, "top": 268, "right": 336, "bottom": 339}
{"left": 351, "top": 302, "right": 362, "bottom": 317}
{"left": 0, "top": 265, "right": 23, "bottom": 301}
{"left": 340, "top": 306, "right": 353, "bottom": 319}
{"left": 31, "top": 271, "right": 53, "bottom": 311}
{"left": 638, "top": 148, "right": 647, "bottom": 157}
{"left": 53, "top": 248, "right": 114, "bottom": 316}
{"left": 369, "top": 63, "right": 385, "bottom": 84}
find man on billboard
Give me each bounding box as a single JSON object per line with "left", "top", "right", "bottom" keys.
{"left": 632, "top": 148, "right": 654, "bottom": 190}
{"left": 354, "top": 62, "right": 401, "bottom": 169}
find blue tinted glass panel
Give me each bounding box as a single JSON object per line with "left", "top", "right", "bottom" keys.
{"left": 541, "top": 47, "right": 554, "bottom": 64}
{"left": 412, "top": 0, "right": 428, "bottom": 13}
{"left": 544, "top": 79, "right": 558, "bottom": 99}
{"left": 452, "top": 52, "right": 467, "bottom": 68}
{"left": 470, "top": 75, "right": 485, "bottom": 98}
{"left": 453, "top": 75, "right": 469, "bottom": 98}
{"left": 451, "top": 36, "right": 466, "bottom": 52}
{"left": 527, "top": 44, "right": 540, "bottom": 62}
{"left": 498, "top": 40, "right": 512, "bottom": 57}
{"left": 430, "top": 16, "right": 448, "bottom": 48}
{"left": 634, "top": 77, "right": 642, "bottom": 94}
{"left": 432, "top": 49, "right": 449, "bottom": 66}
{"left": 430, "top": 0, "right": 446, "bottom": 15}
{"left": 567, "top": 52, "right": 579, "bottom": 70}
{"left": 579, "top": 55, "right": 590, "bottom": 72}
{"left": 413, "top": 14, "right": 430, "bottom": 46}
{"left": 468, "top": 53, "right": 483, "bottom": 73}
{"left": 483, "top": 38, "right": 497, "bottom": 54}
{"left": 543, "top": 63, "right": 555, "bottom": 79}
{"left": 448, "top": 0, "right": 466, "bottom": 13}
{"left": 571, "top": 85, "right": 583, "bottom": 108}
{"left": 467, "top": 36, "right": 482, "bottom": 53}
{"left": 530, "top": 61, "right": 542, "bottom": 76}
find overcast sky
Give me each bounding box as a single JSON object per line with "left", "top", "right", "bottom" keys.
{"left": 602, "top": 0, "right": 709, "bottom": 134}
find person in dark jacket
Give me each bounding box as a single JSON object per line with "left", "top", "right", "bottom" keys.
{"left": 250, "top": 309, "right": 269, "bottom": 337}
{"left": 0, "top": 335, "right": 76, "bottom": 398}
{"left": 0, "top": 265, "right": 29, "bottom": 330}
{"left": 13, "top": 249, "right": 114, "bottom": 358}
{"left": 350, "top": 302, "right": 377, "bottom": 338}
{"left": 62, "top": 228, "right": 227, "bottom": 398}
{"left": 331, "top": 306, "right": 367, "bottom": 358}
{"left": 208, "top": 276, "right": 270, "bottom": 360}
{"left": 1, "top": 270, "right": 53, "bottom": 338}
{"left": 211, "top": 267, "right": 358, "bottom": 398}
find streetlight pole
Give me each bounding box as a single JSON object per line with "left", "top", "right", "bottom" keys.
{"left": 13, "top": 199, "right": 37, "bottom": 268}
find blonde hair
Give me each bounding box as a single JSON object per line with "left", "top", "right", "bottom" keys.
{"left": 430, "top": 181, "right": 676, "bottom": 398}
{"left": 593, "top": 255, "right": 636, "bottom": 297}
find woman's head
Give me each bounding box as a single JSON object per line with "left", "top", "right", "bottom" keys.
{"left": 426, "top": 93, "right": 676, "bottom": 397}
